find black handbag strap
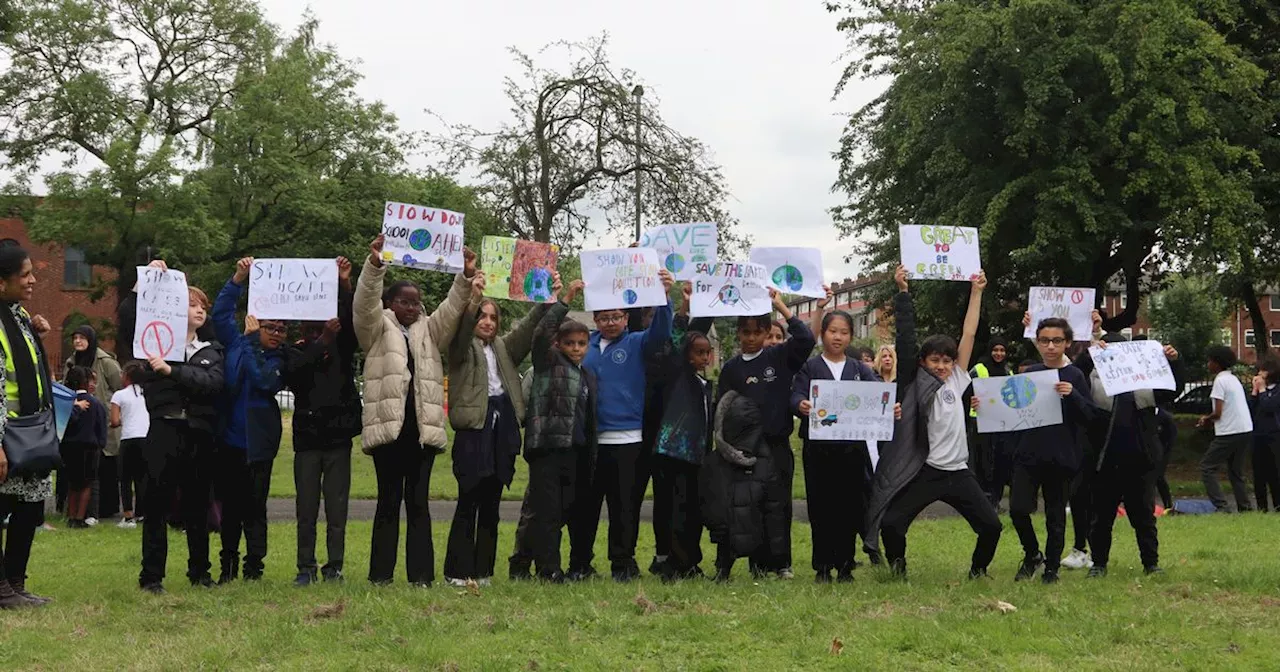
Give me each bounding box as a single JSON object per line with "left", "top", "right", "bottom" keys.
{"left": 0, "top": 304, "right": 52, "bottom": 416}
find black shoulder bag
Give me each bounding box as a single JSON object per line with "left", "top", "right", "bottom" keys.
{"left": 1, "top": 306, "right": 61, "bottom": 478}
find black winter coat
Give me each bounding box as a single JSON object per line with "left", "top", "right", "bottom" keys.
{"left": 135, "top": 342, "right": 225, "bottom": 437}
{"left": 700, "top": 391, "right": 788, "bottom": 558}
{"left": 523, "top": 303, "right": 596, "bottom": 460}
{"left": 285, "top": 287, "right": 361, "bottom": 449}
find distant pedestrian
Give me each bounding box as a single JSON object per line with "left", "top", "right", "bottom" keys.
{"left": 1198, "top": 346, "right": 1254, "bottom": 513}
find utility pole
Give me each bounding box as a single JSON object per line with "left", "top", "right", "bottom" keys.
{"left": 631, "top": 85, "right": 644, "bottom": 243}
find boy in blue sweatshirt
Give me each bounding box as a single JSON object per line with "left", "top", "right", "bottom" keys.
{"left": 61, "top": 366, "right": 108, "bottom": 529}
{"left": 716, "top": 289, "right": 816, "bottom": 578}
{"left": 568, "top": 268, "right": 675, "bottom": 582}
{"left": 212, "top": 257, "right": 289, "bottom": 582}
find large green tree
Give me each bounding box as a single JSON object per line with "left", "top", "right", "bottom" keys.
{"left": 1148, "top": 274, "right": 1227, "bottom": 379}
{"left": 828, "top": 0, "right": 1267, "bottom": 340}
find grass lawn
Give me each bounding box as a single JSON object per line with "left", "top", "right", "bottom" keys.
{"left": 4, "top": 513, "right": 1279, "bottom": 669}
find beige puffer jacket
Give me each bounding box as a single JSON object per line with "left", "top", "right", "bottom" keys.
{"left": 353, "top": 258, "right": 472, "bottom": 453}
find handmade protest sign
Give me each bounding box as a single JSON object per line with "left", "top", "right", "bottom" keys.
{"left": 809, "top": 380, "right": 897, "bottom": 442}
{"left": 510, "top": 240, "right": 559, "bottom": 303}
{"left": 749, "top": 247, "right": 825, "bottom": 299}
{"left": 580, "top": 248, "right": 666, "bottom": 311}
{"left": 247, "top": 259, "right": 338, "bottom": 321}
{"left": 899, "top": 225, "right": 981, "bottom": 281}
{"left": 690, "top": 261, "right": 771, "bottom": 318}
{"left": 133, "top": 266, "right": 189, "bottom": 362}
{"left": 1088, "top": 340, "right": 1177, "bottom": 396}
{"left": 639, "top": 222, "right": 717, "bottom": 281}
{"left": 481, "top": 236, "right": 516, "bottom": 300}
{"left": 1024, "top": 287, "right": 1095, "bottom": 341}
{"left": 973, "top": 369, "right": 1063, "bottom": 433}
{"left": 381, "top": 201, "right": 465, "bottom": 273}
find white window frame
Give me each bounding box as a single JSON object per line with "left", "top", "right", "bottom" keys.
{"left": 1271, "top": 329, "right": 1280, "bottom": 347}
{"left": 1245, "top": 329, "right": 1256, "bottom": 347}
{"left": 1270, "top": 295, "right": 1280, "bottom": 311}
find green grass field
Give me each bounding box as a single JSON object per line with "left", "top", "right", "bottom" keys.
{"left": 4, "top": 513, "right": 1279, "bottom": 669}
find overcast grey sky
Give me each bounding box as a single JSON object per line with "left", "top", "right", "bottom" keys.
{"left": 257, "top": 0, "right": 886, "bottom": 281}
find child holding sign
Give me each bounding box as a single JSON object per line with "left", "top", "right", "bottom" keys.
{"left": 866, "top": 265, "right": 1002, "bottom": 580}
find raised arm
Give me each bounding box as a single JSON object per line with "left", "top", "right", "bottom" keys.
{"left": 502, "top": 272, "right": 563, "bottom": 364}
{"left": 811, "top": 284, "right": 833, "bottom": 345}
{"left": 640, "top": 270, "right": 676, "bottom": 358}
{"left": 777, "top": 289, "right": 817, "bottom": 372}
{"left": 531, "top": 293, "right": 575, "bottom": 373}
{"left": 212, "top": 272, "right": 247, "bottom": 347}
{"left": 426, "top": 267, "right": 479, "bottom": 352}
{"left": 893, "top": 265, "right": 919, "bottom": 389}
{"left": 956, "top": 271, "right": 986, "bottom": 372}
{"left": 353, "top": 236, "right": 391, "bottom": 352}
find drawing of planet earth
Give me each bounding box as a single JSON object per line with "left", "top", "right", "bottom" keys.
{"left": 408, "top": 229, "right": 432, "bottom": 251}
{"left": 623, "top": 289, "right": 638, "bottom": 305}
{"left": 718, "top": 284, "right": 741, "bottom": 305}
{"left": 1000, "top": 376, "right": 1037, "bottom": 409}
{"left": 523, "top": 268, "right": 554, "bottom": 302}
{"left": 772, "top": 264, "right": 804, "bottom": 292}
{"left": 843, "top": 395, "right": 861, "bottom": 411}
{"left": 664, "top": 253, "right": 686, "bottom": 274}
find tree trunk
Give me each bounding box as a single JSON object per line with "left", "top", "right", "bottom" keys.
{"left": 1242, "top": 280, "right": 1270, "bottom": 359}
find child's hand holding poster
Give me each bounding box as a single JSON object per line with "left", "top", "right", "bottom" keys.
{"left": 972, "top": 369, "right": 1063, "bottom": 433}
{"left": 509, "top": 239, "right": 559, "bottom": 303}
{"left": 248, "top": 259, "right": 338, "bottom": 321}
{"left": 381, "top": 201, "right": 465, "bottom": 273}
{"left": 1088, "top": 340, "right": 1177, "bottom": 396}
{"left": 689, "top": 261, "right": 770, "bottom": 318}
{"left": 639, "top": 222, "right": 717, "bottom": 281}
{"left": 580, "top": 248, "right": 667, "bottom": 311}
{"left": 1024, "top": 287, "right": 1095, "bottom": 341}
{"left": 899, "top": 224, "right": 981, "bottom": 281}
{"left": 749, "top": 247, "right": 825, "bottom": 299}
{"left": 809, "top": 380, "right": 897, "bottom": 441}
{"left": 133, "top": 266, "right": 189, "bottom": 362}
{"left": 481, "top": 236, "right": 516, "bottom": 300}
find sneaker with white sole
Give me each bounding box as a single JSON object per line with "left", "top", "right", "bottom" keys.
{"left": 1061, "top": 548, "right": 1093, "bottom": 570}
{"left": 444, "top": 577, "right": 468, "bottom": 588}
{"left": 117, "top": 518, "right": 137, "bottom": 529}
{"left": 84, "top": 517, "right": 99, "bottom": 527}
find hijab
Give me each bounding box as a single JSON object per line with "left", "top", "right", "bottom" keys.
{"left": 72, "top": 324, "right": 98, "bottom": 369}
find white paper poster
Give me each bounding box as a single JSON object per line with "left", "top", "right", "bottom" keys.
{"left": 749, "top": 247, "right": 825, "bottom": 299}
{"left": 1024, "top": 286, "right": 1095, "bottom": 341}
{"left": 247, "top": 259, "right": 338, "bottom": 321}
{"left": 809, "top": 380, "right": 898, "bottom": 442}
{"left": 133, "top": 266, "right": 189, "bottom": 362}
{"left": 899, "top": 225, "right": 981, "bottom": 281}
{"left": 972, "top": 369, "right": 1063, "bottom": 434}
{"left": 689, "top": 261, "right": 771, "bottom": 318}
{"left": 638, "top": 222, "right": 717, "bottom": 281}
{"left": 1088, "top": 340, "right": 1177, "bottom": 396}
{"left": 381, "top": 201, "right": 466, "bottom": 273}
{"left": 580, "top": 248, "right": 667, "bottom": 311}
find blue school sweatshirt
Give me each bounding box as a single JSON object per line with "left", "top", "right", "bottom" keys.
{"left": 584, "top": 300, "right": 674, "bottom": 437}
{"left": 213, "top": 279, "right": 287, "bottom": 464}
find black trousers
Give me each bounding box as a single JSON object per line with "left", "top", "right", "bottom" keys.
{"left": 570, "top": 441, "right": 644, "bottom": 574}
{"left": 0, "top": 495, "right": 42, "bottom": 584}
{"left": 119, "top": 438, "right": 147, "bottom": 515}
{"left": 1069, "top": 468, "right": 1092, "bottom": 552}
{"left": 1089, "top": 457, "right": 1158, "bottom": 568}
{"left": 750, "top": 435, "right": 794, "bottom": 572}
{"left": 1010, "top": 463, "right": 1072, "bottom": 570}
{"left": 295, "top": 445, "right": 351, "bottom": 573}
{"left": 641, "top": 416, "right": 670, "bottom": 563}
{"left": 214, "top": 447, "right": 272, "bottom": 576}
{"left": 519, "top": 449, "right": 589, "bottom": 575}
{"left": 97, "top": 454, "right": 121, "bottom": 519}
{"left": 139, "top": 419, "right": 214, "bottom": 586}
{"left": 508, "top": 491, "right": 536, "bottom": 574}
{"left": 444, "top": 476, "right": 503, "bottom": 580}
{"left": 652, "top": 455, "right": 702, "bottom": 575}
{"left": 881, "top": 466, "right": 1002, "bottom": 571}
{"left": 369, "top": 438, "right": 437, "bottom": 584}
{"left": 803, "top": 441, "right": 866, "bottom": 574}
{"left": 1253, "top": 434, "right": 1280, "bottom": 512}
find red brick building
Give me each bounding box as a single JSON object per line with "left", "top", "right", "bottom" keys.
{"left": 1100, "top": 288, "right": 1280, "bottom": 365}
{"left": 0, "top": 216, "right": 118, "bottom": 366}
{"left": 784, "top": 275, "right": 893, "bottom": 343}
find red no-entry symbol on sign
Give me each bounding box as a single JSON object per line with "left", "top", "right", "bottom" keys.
{"left": 1070, "top": 290, "right": 1085, "bottom": 305}
{"left": 140, "top": 321, "right": 175, "bottom": 359}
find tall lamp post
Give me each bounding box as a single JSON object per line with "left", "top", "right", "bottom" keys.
{"left": 631, "top": 85, "right": 644, "bottom": 242}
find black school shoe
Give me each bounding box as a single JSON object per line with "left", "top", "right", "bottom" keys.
{"left": 968, "top": 567, "right": 991, "bottom": 580}
{"left": 815, "top": 570, "right": 833, "bottom": 584}
{"left": 566, "top": 566, "right": 598, "bottom": 582}
{"left": 1015, "top": 553, "right": 1044, "bottom": 582}
{"left": 139, "top": 582, "right": 166, "bottom": 595}
{"left": 294, "top": 570, "right": 318, "bottom": 587}
{"left": 888, "top": 558, "right": 908, "bottom": 580}
{"left": 1143, "top": 565, "right": 1164, "bottom": 576}
{"left": 1041, "top": 569, "right": 1060, "bottom": 585}
{"left": 836, "top": 570, "right": 855, "bottom": 584}
{"left": 190, "top": 575, "right": 216, "bottom": 589}
{"left": 611, "top": 565, "right": 640, "bottom": 583}
{"left": 1087, "top": 565, "right": 1108, "bottom": 579}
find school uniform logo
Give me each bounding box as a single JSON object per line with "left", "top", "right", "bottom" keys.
{"left": 763, "top": 366, "right": 777, "bottom": 382}
{"left": 941, "top": 389, "right": 956, "bottom": 404}
{"left": 611, "top": 349, "right": 628, "bottom": 365}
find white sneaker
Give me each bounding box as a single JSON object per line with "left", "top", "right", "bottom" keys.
{"left": 84, "top": 517, "right": 99, "bottom": 527}
{"left": 117, "top": 518, "right": 137, "bottom": 529}
{"left": 476, "top": 578, "right": 491, "bottom": 587}
{"left": 444, "top": 577, "right": 468, "bottom": 588}
{"left": 1061, "top": 548, "right": 1093, "bottom": 570}
{"left": 778, "top": 567, "right": 795, "bottom": 580}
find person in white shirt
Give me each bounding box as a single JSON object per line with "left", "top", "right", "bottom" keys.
{"left": 109, "top": 362, "right": 150, "bottom": 528}
{"left": 1198, "top": 346, "right": 1255, "bottom": 512}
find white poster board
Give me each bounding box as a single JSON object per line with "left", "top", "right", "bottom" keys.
{"left": 689, "top": 261, "right": 771, "bottom": 318}
{"left": 1024, "top": 287, "right": 1095, "bottom": 341}
{"left": 638, "top": 222, "right": 717, "bottom": 281}
{"left": 247, "top": 259, "right": 338, "bottom": 321}
{"left": 133, "top": 266, "right": 189, "bottom": 362}
{"left": 972, "top": 369, "right": 1063, "bottom": 433}
{"left": 580, "top": 248, "right": 667, "bottom": 311}
{"left": 1088, "top": 340, "right": 1177, "bottom": 396}
{"left": 809, "top": 380, "right": 897, "bottom": 442}
{"left": 381, "top": 201, "right": 465, "bottom": 273}
{"left": 749, "top": 247, "right": 825, "bottom": 299}
{"left": 899, "top": 225, "right": 981, "bottom": 281}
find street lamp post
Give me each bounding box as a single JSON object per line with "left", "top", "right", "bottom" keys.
{"left": 631, "top": 85, "right": 644, "bottom": 243}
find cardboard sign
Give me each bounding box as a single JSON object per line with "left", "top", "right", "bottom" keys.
{"left": 809, "top": 380, "right": 898, "bottom": 442}
{"left": 247, "top": 259, "right": 338, "bottom": 321}
{"left": 481, "top": 236, "right": 516, "bottom": 300}
{"left": 689, "top": 261, "right": 771, "bottom": 318}
{"left": 973, "top": 369, "right": 1064, "bottom": 433}
{"left": 580, "top": 248, "right": 666, "bottom": 311}
{"left": 1088, "top": 340, "right": 1177, "bottom": 396}
{"left": 510, "top": 240, "right": 559, "bottom": 303}
{"left": 381, "top": 201, "right": 465, "bottom": 273}
{"left": 749, "top": 247, "right": 825, "bottom": 299}
{"left": 899, "top": 225, "right": 981, "bottom": 281}
{"left": 639, "top": 222, "right": 717, "bottom": 281}
{"left": 133, "top": 266, "right": 189, "bottom": 362}
{"left": 1024, "top": 287, "right": 1095, "bottom": 341}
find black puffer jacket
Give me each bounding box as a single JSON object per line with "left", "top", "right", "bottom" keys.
{"left": 701, "top": 391, "right": 787, "bottom": 558}
{"left": 285, "top": 287, "right": 361, "bottom": 449}
{"left": 523, "top": 303, "right": 596, "bottom": 460}
{"left": 135, "top": 341, "right": 225, "bottom": 437}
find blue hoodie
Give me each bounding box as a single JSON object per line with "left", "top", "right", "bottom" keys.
{"left": 585, "top": 299, "right": 674, "bottom": 436}
{"left": 213, "top": 280, "right": 287, "bottom": 464}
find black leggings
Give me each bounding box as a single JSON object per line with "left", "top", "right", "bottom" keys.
{"left": 368, "top": 437, "right": 437, "bottom": 584}
{"left": 119, "top": 438, "right": 147, "bottom": 515}
{"left": 0, "top": 495, "right": 43, "bottom": 584}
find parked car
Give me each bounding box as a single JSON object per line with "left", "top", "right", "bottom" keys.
{"left": 1171, "top": 383, "right": 1212, "bottom": 416}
